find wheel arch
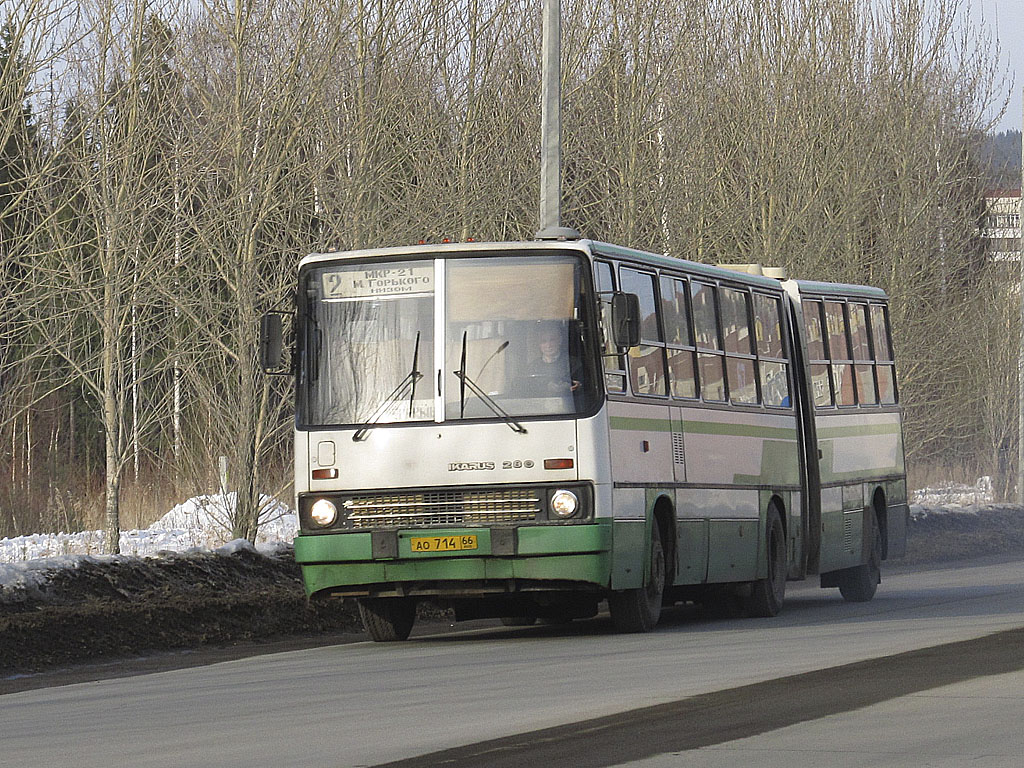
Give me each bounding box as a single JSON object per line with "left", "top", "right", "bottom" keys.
{"left": 651, "top": 493, "right": 676, "bottom": 586}
{"left": 767, "top": 493, "right": 787, "bottom": 536}
{"left": 871, "top": 485, "right": 889, "bottom": 559}
{"left": 761, "top": 492, "right": 788, "bottom": 580}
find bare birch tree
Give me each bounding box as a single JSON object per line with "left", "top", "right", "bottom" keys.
{"left": 24, "top": 0, "right": 186, "bottom": 552}
{"left": 168, "top": 0, "right": 352, "bottom": 540}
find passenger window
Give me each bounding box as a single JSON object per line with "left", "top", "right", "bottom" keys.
{"left": 803, "top": 300, "right": 825, "bottom": 362}
{"left": 833, "top": 363, "right": 856, "bottom": 406}
{"left": 661, "top": 276, "right": 697, "bottom": 399}
{"left": 720, "top": 287, "right": 753, "bottom": 356}
{"left": 876, "top": 365, "right": 897, "bottom": 405}
{"left": 754, "top": 293, "right": 790, "bottom": 407}
{"left": 871, "top": 304, "right": 897, "bottom": 404}
{"left": 754, "top": 294, "right": 785, "bottom": 359}
{"left": 628, "top": 346, "right": 667, "bottom": 396}
{"left": 811, "top": 364, "right": 833, "bottom": 407}
{"left": 824, "top": 302, "right": 850, "bottom": 361}
{"left": 849, "top": 304, "right": 871, "bottom": 361}
{"left": 805, "top": 300, "right": 832, "bottom": 407}
{"left": 761, "top": 361, "right": 790, "bottom": 407}
{"left": 660, "top": 277, "right": 691, "bottom": 345}
{"left": 666, "top": 348, "right": 697, "bottom": 398}
{"left": 824, "top": 302, "right": 855, "bottom": 406}
{"left": 692, "top": 282, "right": 725, "bottom": 402}
{"left": 620, "top": 268, "right": 666, "bottom": 397}
{"left": 727, "top": 358, "right": 758, "bottom": 404}
{"left": 691, "top": 282, "right": 720, "bottom": 351}
{"left": 698, "top": 354, "right": 726, "bottom": 401}
{"left": 720, "top": 287, "right": 757, "bottom": 404}
{"left": 849, "top": 304, "right": 876, "bottom": 405}
{"left": 855, "top": 365, "right": 878, "bottom": 405}
{"left": 595, "top": 261, "right": 626, "bottom": 394}
{"left": 619, "top": 268, "right": 662, "bottom": 343}
{"left": 870, "top": 305, "right": 893, "bottom": 361}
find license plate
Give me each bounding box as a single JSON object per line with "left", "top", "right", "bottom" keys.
{"left": 409, "top": 535, "right": 478, "bottom": 553}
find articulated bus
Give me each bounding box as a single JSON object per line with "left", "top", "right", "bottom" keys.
{"left": 261, "top": 239, "right": 908, "bottom": 641}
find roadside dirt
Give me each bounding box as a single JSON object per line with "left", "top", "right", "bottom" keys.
{"left": 897, "top": 505, "right": 1024, "bottom": 564}
{"left": 2, "top": 506, "right": 1023, "bottom": 679}
{"left": 0, "top": 547, "right": 367, "bottom": 674}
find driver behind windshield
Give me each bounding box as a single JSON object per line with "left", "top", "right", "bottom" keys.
{"left": 528, "top": 323, "right": 580, "bottom": 395}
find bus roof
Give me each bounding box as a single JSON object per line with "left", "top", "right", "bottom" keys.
{"left": 789, "top": 279, "right": 889, "bottom": 301}
{"left": 587, "top": 241, "right": 786, "bottom": 290}
{"left": 300, "top": 240, "right": 590, "bottom": 268}
{"left": 301, "top": 239, "right": 786, "bottom": 290}
{"left": 299, "top": 240, "right": 887, "bottom": 299}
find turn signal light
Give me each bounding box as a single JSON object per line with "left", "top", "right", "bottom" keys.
{"left": 312, "top": 468, "right": 338, "bottom": 480}
{"left": 544, "top": 458, "right": 574, "bottom": 470}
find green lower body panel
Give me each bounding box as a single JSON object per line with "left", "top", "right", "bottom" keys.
{"left": 610, "top": 519, "right": 646, "bottom": 589}
{"left": 295, "top": 521, "right": 613, "bottom": 598}
{"left": 675, "top": 519, "right": 709, "bottom": 585}
{"left": 706, "top": 519, "right": 759, "bottom": 582}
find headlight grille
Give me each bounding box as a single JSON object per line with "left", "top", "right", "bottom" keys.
{"left": 341, "top": 488, "right": 543, "bottom": 529}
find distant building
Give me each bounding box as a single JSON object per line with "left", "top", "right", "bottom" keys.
{"left": 982, "top": 189, "right": 1022, "bottom": 262}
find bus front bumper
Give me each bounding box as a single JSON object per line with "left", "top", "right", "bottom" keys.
{"left": 294, "top": 521, "right": 613, "bottom": 599}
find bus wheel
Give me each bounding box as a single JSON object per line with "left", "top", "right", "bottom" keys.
{"left": 744, "top": 506, "right": 786, "bottom": 618}
{"left": 609, "top": 521, "right": 665, "bottom": 633}
{"left": 838, "top": 510, "right": 881, "bottom": 602}
{"left": 358, "top": 597, "right": 416, "bottom": 641}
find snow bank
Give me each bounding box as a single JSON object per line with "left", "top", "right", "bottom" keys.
{"left": 143, "top": 492, "right": 297, "bottom": 551}
{"left": 0, "top": 555, "right": 98, "bottom": 598}
{"left": 0, "top": 492, "right": 298, "bottom": 586}
{"left": 911, "top": 477, "right": 993, "bottom": 508}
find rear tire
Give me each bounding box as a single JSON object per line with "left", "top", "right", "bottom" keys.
{"left": 608, "top": 521, "right": 665, "bottom": 633}
{"left": 358, "top": 597, "right": 416, "bottom": 641}
{"left": 744, "top": 506, "right": 787, "bottom": 618}
{"left": 838, "top": 509, "right": 881, "bottom": 602}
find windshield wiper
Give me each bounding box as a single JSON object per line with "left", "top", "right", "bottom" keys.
{"left": 454, "top": 333, "right": 526, "bottom": 434}
{"left": 458, "top": 331, "right": 468, "bottom": 418}
{"left": 408, "top": 330, "right": 421, "bottom": 417}
{"left": 353, "top": 332, "right": 423, "bottom": 442}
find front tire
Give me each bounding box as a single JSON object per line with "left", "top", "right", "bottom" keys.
{"left": 838, "top": 509, "right": 881, "bottom": 602}
{"left": 358, "top": 597, "right": 416, "bottom": 641}
{"left": 609, "top": 521, "right": 665, "bottom": 633}
{"left": 744, "top": 506, "right": 787, "bottom": 618}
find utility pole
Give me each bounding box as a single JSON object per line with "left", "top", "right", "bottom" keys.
{"left": 536, "top": 0, "right": 579, "bottom": 240}
{"left": 1018, "top": 89, "right": 1024, "bottom": 504}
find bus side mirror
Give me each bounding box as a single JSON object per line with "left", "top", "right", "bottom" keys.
{"left": 611, "top": 292, "right": 640, "bottom": 349}
{"left": 259, "top": 312, "right": 291, "bottom": 374}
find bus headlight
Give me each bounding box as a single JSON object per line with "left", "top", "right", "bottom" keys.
{"left": 550, "top": 489, "right": 579, "bottom": 518}
{"left": 310, "top": 498, "right": 338, "bottom": 527}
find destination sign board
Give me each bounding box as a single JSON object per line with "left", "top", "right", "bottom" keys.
{"left": 321, "top": 265, "right": 434, "bottom": 300}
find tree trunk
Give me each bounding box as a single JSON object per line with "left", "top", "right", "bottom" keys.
{"left": 103, "top": 273, "right": 121, "bottom": 555}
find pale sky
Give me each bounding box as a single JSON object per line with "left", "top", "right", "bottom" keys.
{"left": 975, "top": 0, "right": 1023, "bottom": 133}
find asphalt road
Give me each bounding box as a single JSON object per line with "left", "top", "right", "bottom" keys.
{"left": 3, "top": 557, "right": 1024, "bottom": 768}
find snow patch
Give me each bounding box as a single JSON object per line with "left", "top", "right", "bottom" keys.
{"left": 911, "top": 477, "right": 993, "bottom": 507}
{"left": 216, "top": 538, "right": 258, "bottom": 556}
{"left": 0, "top": 492, "right": 298, "bottom": 587}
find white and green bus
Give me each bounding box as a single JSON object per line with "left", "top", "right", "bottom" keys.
{"left": 260, "top": 239, "right": 908, "bottom": 641}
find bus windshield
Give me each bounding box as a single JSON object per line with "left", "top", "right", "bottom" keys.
{"left": 298, "top": 252, "right": 600, "bottom": 428}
